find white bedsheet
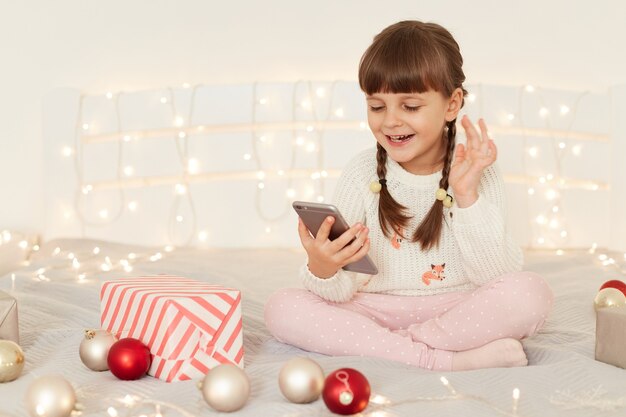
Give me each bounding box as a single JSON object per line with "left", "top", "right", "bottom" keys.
{"left": 1, "top": 238, "right": 626, "bottom": 417}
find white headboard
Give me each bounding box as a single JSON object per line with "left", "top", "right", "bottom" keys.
{"left": 42, "top": 82, "right": 622, "bottom": 250}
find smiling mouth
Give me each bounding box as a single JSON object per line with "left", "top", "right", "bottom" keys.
{"left": 386, "top": 134, "right": 415, "bottom": 143}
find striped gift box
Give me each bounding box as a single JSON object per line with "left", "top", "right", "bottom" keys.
{"left": 100, "top": 275, "right": 244, "bottom": 382}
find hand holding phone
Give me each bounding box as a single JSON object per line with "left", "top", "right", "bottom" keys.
{"left": 293, "top": 201, "right": 378, "bottom": 277}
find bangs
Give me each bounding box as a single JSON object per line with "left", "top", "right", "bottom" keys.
{"left": 359, "top": 25, "right": 453, "bottom": 96}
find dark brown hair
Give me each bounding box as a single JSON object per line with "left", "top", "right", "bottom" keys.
{"left": 359, "top": 21, "right": 468, "bottom": 250}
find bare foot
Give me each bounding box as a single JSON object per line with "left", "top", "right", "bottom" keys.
{"left": 452, "top": 338, "right": 528, "bottom": 371}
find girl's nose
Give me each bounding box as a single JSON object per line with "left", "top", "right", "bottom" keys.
{"left": 383, "top": 110, "right": 402, "bottom": 128}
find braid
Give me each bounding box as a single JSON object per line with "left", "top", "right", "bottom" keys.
{"left": 413, "top": 120, "right": 457, "bottom": 250}
{"left": 376, "top": 143, "right": 411, "bottom": 239}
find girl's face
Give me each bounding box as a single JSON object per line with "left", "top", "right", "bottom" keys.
{"left": 366, "top": 89, "right": 462, "bottom": 175}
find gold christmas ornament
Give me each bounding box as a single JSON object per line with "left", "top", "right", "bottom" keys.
{"left": 200, "top": 364, "right": 250, "bottom": 412}
{"left": 0, "top": 340, "right": 25, "bottom": 383}
{"left": 435, "top": 188, "right": 447, "bottom": 200}
{"left": 278, "top": 357, "right": 325, "bottom": 403}
{"left": 25, "top": 375, "right": 77, "bottom": 417}
{"left": 369, "top": 181, "right": 382, "bottom": 193}
{"left": 594, "top": 287, "right": 626, "bottom": 310}
{"left": 79, "top": 329, "right": 118, "bottom": 371}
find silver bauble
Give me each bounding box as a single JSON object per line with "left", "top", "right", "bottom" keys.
{"left": 594, "top": 287, "right": 626, "bottom": 310}
{"left": 200, "top": 364, "right": 250, "bottom": 412}
{"left": 79, "top": 329, "right": 117, "bottom": 371}
{"left": 25, "top": 375, "right": 76, "bottom": 417}
{"left": 278, "top": 357, "right": 325, "bottom": 403}
{"left": 0, "top": 340, "right": 25, "bottom": 382}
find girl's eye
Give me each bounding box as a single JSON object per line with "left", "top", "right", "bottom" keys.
{"left": 404, "top": 106, "right": 420, "bottom": 112}
{"left": 369, "top": 106, "right": 384, "bottom": 112}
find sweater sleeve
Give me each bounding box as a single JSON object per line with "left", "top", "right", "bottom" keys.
{"left": 449, "top": 163, "right": 523, "bottom": 286}
{"left": 300, "top": 151, "right": 371, "bottom": 302}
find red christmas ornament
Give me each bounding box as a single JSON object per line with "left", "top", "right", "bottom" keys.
{"left": 322, "top": 368, "right": 370, "bottom": 415}
{"left": 107, "top": 338, "right": 151, "bottom": 380}
{"left": 600, "top": 280, "right": 626, "bottom": 297}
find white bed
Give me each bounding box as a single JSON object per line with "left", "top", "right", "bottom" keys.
{"left": 1, "top": 238, "right": 626, "bottom": 417}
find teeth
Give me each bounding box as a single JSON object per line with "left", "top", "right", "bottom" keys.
{"left": 388, "top": 134, "right": 412, "bottom": 143}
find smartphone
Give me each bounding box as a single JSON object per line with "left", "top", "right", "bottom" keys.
{"left": 292, "top": 201, "right": 378, "bottom": 275}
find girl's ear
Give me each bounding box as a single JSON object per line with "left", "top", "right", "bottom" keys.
{"left": 445, "top": 88, "right": 464, "bottom": 122}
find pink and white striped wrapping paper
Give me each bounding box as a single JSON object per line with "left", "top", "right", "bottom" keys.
{"left": 100, "top": 275, "right": 244, "bottom": 382}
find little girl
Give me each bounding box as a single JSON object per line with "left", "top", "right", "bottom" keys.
{"left": 264, "top": 20, "right": 553, "bottom": 371}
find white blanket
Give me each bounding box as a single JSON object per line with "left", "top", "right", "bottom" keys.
{"left": 1, "top": 238, "right": 625, "bottom": 417}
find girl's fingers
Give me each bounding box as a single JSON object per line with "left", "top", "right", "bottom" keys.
{"left": 461, "top": 115, "right": 481, "bottom": 150}
{"left": 297, "top": 217, "right": 313, "bottom": 246}
{"left": 488, "top": 139, "right": 498, "bottom": 161}
{"left": 315, "top": 216, "right": 334, "bottom": 243}
{"left": 336, "top": 227, "right": 369, "bottom": 259}
{"left": 329, "top": 223, "right": 364, "bottom": 252}
{"left": 478, "top": 119, "right": 490, "bottom": 154}
{"left": 453, "top": 143, "right": 466, "bottom": 165}
{"left": 342, "top": 238, "right": 371, "bottom": 266}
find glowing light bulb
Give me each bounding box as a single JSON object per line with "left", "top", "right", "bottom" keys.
{"left": 259, "top": 97, "right": 269, "bottom": 105}
{"left": 560, "top": 230, "right": 568, "bottom": 238}
{"left": 558, "top": 142, "right": 566, "bottom": 149}
{"left": 528, "top": 147, "right": 538, "bottom": 158}
{"left": 123, "top": 166, "right": 134, "bottom": 176}
{"left": 316, "top": 87, "right": 326, "bottom": 97}
{"left": 160, "top": 96, "right": 168, "bottom": 104}
{"left": 546, "top": 173, "right": 554, "bottom": 181}
{"left": 560, "top": 105, "right": 570, "bottom": 115}
{"left": 18, "top": 240, "right": 28, "bottom": 249}
{"left": 306, "top": 143, "right": 316, "bottom": 152}
{"left": 128, "top": 201, "right": 138, "bottom": 211}
{"left": 198, "top": 230, "right": 208, "bottom": 241}
{"left": 258, "top": 182, "right": 265, "bottom": 189}
{"left": 556, "top": 249, "right": 564, "bottom": 256}
{"left": 317, "top": 195, "right": 325, "bottom": 202}
{"left": 286, "top": 189, "right": 296, "bottom": 198}
{"left": 265, "top": 226, "right": 271, "bottom": 233}
{"left": 243, "top": 153, "right": 252, "bottom": 160}
{"left": 535, "top": 215, "right": 547, "bottom": 225}
{"left": 311, "top": 171, "right": 321, "bottom": 180}
{"left": 256, "top": 171, "right": 266, "bottom": 180}
{"left": 549, "top": 219, "right": 559, "bottom": 229}
{"left": 174, "top": 116, "right": 184, "bottom": 127}
{"left": 106, "top": 92, "right": 113, "bottom": 99}
{"left": 507, "top": 113, "right": 515, "bottom": 121}
{"left": 467, "top": 93, "right": 477, "bottom": 102}
{"left": 176, "top": 215, "right": 183, "bottom": 222}
{"left": 527, "top": 187, "right": 535, "bottom": 195}
{"left": 537, "top": 237, "right": 545, "bottom": 244}
{"left": 545, "top": 189, "right": 558, "bottom": 200}
{"left": 62, "top": 146, "right": 74, "bottom": 157}
{"left": 187, "top": 158, "right": 200, "bottom": 174}
{"left": 295, "top": 136, "right": 305, "bottom": 146}
{"left": 99, "top": 209, "right": 109, "bottom": 219}
{"left": 175, "top": 184, "right": 187, "bottom": 195}
{"left": 306, "top": 125, "right": 314, "bottom": 132}
{"left": 82, "top": 184, "right": 93, "bottom": 194}
{"left": 572, "top": 144, "right": 582, "bottom": 156}
{"left": 552, "top": 205, "right": 559, "bottom": 213}
{"left": 321, "top": 170, "right": 328, "bottom": 177}
{"left": 182, "top": 82, "right": 191, "bottom": 89}
{"left": 164, "top": 245, "right": 174, "bottom": 252}
{"left": 525, "top": 85, "right": 535, "bottom": 93}
{"left": 178, "top": 131, "right": 187, "bottom": 139}
{"left": 277, "top": 169, "right": 285, "bottom": 176}
{"left": 301, "top": 100, "right": 311, "bottom": 109}
{"left": 93, "top": 247, "right": 100, "bottom": 255}
{"left": 539, "top": 107, "right": 549, "bottom": 118}
{"left": 123, "top": 135, "right": 132, "bottom": 142}
{"left": 82, "top": 123, "right": 90, "bottom": 131}
{"left": 334, "top": 108, "right": 345, "bottom": 118}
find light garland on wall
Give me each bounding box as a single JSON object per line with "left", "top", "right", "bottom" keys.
{"left": 64, "top": 81, "right": 609, "bottom": 248}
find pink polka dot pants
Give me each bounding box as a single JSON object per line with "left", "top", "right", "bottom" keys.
{"left": 264, "top": 271, "right": 553, "bottom": 371}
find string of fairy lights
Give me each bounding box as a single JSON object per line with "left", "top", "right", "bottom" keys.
{"left": 59, "top": 81, "right": 611, "bottom": 252}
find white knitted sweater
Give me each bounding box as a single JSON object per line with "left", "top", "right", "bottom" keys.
{"left": 301, "top": 147, "right": 523, "bottom": 302}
